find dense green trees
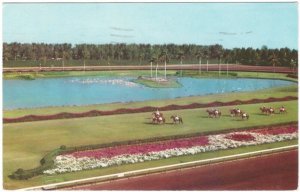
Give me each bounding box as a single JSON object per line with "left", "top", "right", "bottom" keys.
{"left": 3, "top": 42, "right": 298, "bottom": 68}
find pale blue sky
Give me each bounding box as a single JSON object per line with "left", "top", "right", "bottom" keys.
{"left": 3, "top": 2, "right": 298, "bottom": 49}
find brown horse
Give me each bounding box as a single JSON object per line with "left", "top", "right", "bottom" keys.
{"left": 260, "top": 106, "right": 268, "bottom": 114}
{"left": 229, "top": 108, "right": 242, "bottom": 117}
{"left": 266, "top": 107, "right": 275, "bottom": 115}
{"left": 170, "top": 115, "right": 183, "bottom": 124}
{"left": 206, "top": 109, "right": 221, "bottom": 118}
{"left": 152, "top": 116, "right": 165, "bottom": 124}
{"left": 279, "top": 106, "right": 287, "bottom": 114}
{"left": 260, "top": 106, "right": 274, "bottom": 115}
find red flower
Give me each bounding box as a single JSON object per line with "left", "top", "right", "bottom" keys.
{"left": 225, "top": 133, "right": 255, "bottom": 142}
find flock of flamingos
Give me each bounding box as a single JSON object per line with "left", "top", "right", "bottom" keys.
{"left": 151, "top": 106, "right": 287, "bottom": 124}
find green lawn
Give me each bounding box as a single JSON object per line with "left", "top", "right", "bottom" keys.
{"left": 3, "top": 100, "right": 298, "bottom": 189}
{"left": 133, "top": 78, "right": 182, "bottom": 88}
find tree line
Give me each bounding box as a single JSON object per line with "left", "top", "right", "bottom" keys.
{"left": 3, "top": 42, "right": 298, "bottom": 68}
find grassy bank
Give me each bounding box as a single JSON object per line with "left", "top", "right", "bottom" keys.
{"left": 3, "top": 100, "right": 298, "bottom": 189}
{"left": 133, "top": 78, "right": 182, "bottom": 88}
{"left": 3, "top": 70, "right": 175, "bottom": 79}
{"left": 181, "top": 71, "right": 298, "bottom": 82}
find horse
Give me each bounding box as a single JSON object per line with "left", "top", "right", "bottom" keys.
{"left": 266, "top": 107, "right": 275, "bottom": 115}
{"left": 229, "top": 108, "right": 242, "bottom": 117}
{"left": 170, "top": 115, "right": 183, "bottom": 124}
{"left": 241, "top": 112, "right": 249, "bottom": 120}
{"left": 279, "top": 106, "right": 287, "bottom": 114}
{"left": 152, "top": 116, "right": 165, "bottom": 124}
{"left": 206, "top": 109, "right": 221, "bottom": 118}
{"left": 260, "top": 106, "right": 268, "bottom": 114}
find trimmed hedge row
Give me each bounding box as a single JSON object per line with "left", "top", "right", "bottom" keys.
{"left": 9, "top": 149, "right": 61, "bottom": 180}
{"left": 4, "top": 96, "right": 297, "bottom": 124}
{"left": 9, "top": 122, "right": 298, "bottom": 180}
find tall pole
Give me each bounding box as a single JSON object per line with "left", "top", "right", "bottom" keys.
{"left": 150, "top": 61, "right": 153, "bottom": 78}
{"left": 164, "top": 60, "right": 167, "bottom": 80}
{"left": 155, "top": 62, "right": 158, "bottom": 81}
{"left": 219, "top": 59, "right": 221, "bottom": 76}
{"left": 62, "top": 59, "right": 64, "bottom": 71}
{"left": 206, "top": 59, "right": 208, "bottom": 72}
{"left": 180, "top": 59, "right": 183, "bottom": 77}
{"left": 226, "top": 61, "right": 228, "bottom": 76}
{"left": 200, "top": 58, "right": 202, "bottom": 75}
{"left": 84, "top": 60, "right": 86, "bottom": 71}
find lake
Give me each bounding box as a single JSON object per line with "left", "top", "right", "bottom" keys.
{"left": 3, "top": 77, "right": 295, "bottom": 109}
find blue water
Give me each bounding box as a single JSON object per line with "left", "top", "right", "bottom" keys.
{"left": 3, "top": 77, "right": 295, "bottom": 109}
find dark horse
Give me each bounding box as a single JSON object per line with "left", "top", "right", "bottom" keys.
{"left": 170, "top": 115, "right": 183, "bottom": 124}
{"left": 279, "top": 106, "right": 287, "bottom": 114}
{"left": 229, "top": 108, "right": 242, "bottom": 117}
{"left": 206, "top": 109, "right": 221, "bottom": 118}
{"left": 260, "top": 106, "right": 274, "bottom": 115}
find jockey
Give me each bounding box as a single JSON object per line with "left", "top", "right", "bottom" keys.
{"left": 236, "top": 108, "right": 241, "bottom": 113}
{"left": 155, "top": 109, "right": 160, "bottom": 116}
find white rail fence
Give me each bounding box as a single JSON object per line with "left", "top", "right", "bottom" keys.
{"left": 20, "top": 144, "right": 298, "bottom": 191}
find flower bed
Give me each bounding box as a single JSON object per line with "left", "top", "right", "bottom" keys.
{"left": 43, "top": 126, "right": 297, "bottom": 175}
{"left": 225, "top": 133, "right": 256, "bottom": 142}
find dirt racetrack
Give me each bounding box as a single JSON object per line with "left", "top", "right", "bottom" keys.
{"left": 71, "top": 150, "right": 298, "bottom": 190}
{"left": 3, "top": 64, "right": 296, "bottom": 73}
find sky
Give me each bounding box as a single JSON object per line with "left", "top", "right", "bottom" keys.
{"left": 2, "top": 2, "right": 298, "bottom": 49}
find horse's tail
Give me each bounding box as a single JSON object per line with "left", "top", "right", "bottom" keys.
{"left": 180, "top": 118, "right": 183, "bottom": 124}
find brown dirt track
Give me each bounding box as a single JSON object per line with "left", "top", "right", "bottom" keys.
{"left": 2, "top": 64, "right": 296, "bottom": 73}
{"left": 71, "top": 150, "right": 298, "bottom": 190}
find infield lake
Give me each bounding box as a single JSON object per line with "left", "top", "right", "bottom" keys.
{"left": 4, "top": 77, "right": 296, "bottom": 109}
